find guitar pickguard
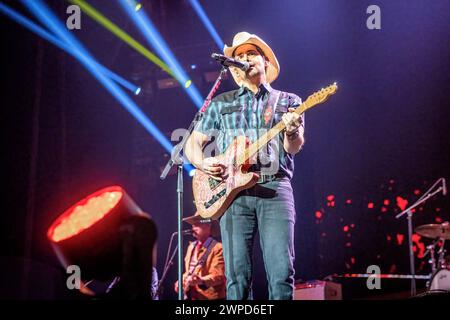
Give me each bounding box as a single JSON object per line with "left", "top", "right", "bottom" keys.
{"left": 204, "top": 188, "right": 227, "bottom": 209}
{"left": 208, "top": 177, "right": 221, "bottom": 190}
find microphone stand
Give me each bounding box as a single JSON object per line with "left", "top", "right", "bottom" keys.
{"left": 395, "top": 178, "right": 445, "bottom": 297}
{"left": 156, "top": 231, "right": 184, "bottom": 297}
{"left": 159, "top": 65, "right": 228, "bottom": 300}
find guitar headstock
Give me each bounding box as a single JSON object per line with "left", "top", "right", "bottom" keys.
{"left": 305, "top": 82, "right": 338, "bottom": 108}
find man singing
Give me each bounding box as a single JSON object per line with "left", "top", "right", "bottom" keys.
{"left": 185, "top": 32, "right": 304, "bottom": 299}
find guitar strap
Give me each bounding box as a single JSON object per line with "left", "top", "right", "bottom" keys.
{"left": 260, "top": 89, "right": 282, "bottom": 130}
{"left": 255, "top": 90, "right": 283, "bottom": 170}
{"left": 187, "top": 237, "right": 217, "bottom": 278}
{"left": 195, "top": 238, "right": 217, "bottom": 269}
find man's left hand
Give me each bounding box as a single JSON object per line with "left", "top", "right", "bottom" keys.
{"left": 282, "top": 108, "right": 302, "bottom": 136}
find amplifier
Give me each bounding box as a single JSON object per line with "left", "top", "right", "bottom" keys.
{"left": 294, "top": 280, "right": 342, "bottom": 300}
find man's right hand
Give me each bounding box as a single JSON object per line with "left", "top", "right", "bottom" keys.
{"left": 200, "top": 157, "right": 224, "bottom": 181}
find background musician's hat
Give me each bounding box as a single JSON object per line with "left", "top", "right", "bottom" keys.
{"left": 223, "top": 31, "right": 280, "bottom": 86}
{"left": 183, "top": 213, "right": 221, "bottom": 240}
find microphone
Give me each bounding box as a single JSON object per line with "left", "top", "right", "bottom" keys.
{"left": 443, "top": 178, "right": 447, "bottom": 196}
{"left": 173, "top": 229, "right": 193, "bottom": 235}
{"left": 211, "top": 53, "right": 250, "bottom": 71}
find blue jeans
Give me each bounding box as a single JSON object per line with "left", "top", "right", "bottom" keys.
{"left": 219, "top": 177, "right": 296, "bottom": 300}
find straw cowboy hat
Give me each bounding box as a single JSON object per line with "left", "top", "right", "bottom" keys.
{"left": 223, "top": 31, "right": 280, "bottom": 86}
{"left": 183, "top": 213, "right": 221, "bottom": 240}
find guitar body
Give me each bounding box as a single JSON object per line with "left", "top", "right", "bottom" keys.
{"left": 192, "top": 136, "right": 259, "bottom": 220}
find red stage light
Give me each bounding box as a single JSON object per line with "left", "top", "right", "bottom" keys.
{"left": 47, "top": 185, "right": 157, "bottom": 294}
{"left": 315, "top": 211, "right": 323, "bottom": 219}
{"left": 48, "top": 186, "right": 123, "bottom": 243}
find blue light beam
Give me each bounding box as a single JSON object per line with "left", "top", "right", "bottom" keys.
{"left": 20, "top": 0, "right": 194, "bottom": 173}
{"left": 188, "top": 0, "right": 224, "bottom": 50}
{"left": 0, "top": 2, "right": 141, "bottom": 96}
{"left": 119, "top": 0, "right": 204, "bottom": 108}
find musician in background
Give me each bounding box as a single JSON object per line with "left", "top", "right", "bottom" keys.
{"left": 174, "top": 214, "right": 226, "bottom": 300}
{"left": 185, "top": 32, "right": 304, "bottom": 299}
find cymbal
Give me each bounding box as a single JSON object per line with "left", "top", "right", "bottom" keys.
{"left": 415, "top": 222, "right": 450, "bottom": 240}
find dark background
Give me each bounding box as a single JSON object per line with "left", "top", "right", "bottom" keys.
{"left": 1, "top": 0, "right": 449, "bottom": 299}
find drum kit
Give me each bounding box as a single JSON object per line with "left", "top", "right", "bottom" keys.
{"left": 415, "top": 221, "right": 450, "bottom": 292}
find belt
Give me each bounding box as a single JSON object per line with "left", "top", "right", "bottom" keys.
{"left": 256, "top": 172, "right": 287, "bottom": 184}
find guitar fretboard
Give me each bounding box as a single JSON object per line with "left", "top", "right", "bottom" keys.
{"left": 236, "top": 100, "right": 310, "bottom": 166}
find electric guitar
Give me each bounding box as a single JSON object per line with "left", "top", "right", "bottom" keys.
{"left": 192, "top": 83, "right": 338, "bottom": 220}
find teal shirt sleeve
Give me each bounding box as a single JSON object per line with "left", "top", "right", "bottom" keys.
{"left": 195, "top": 100, "right": 220, "bottom": 134}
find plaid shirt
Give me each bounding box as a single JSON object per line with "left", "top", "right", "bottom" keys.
{"left": 195, "top": 83, "right": 304, "bottom": 179}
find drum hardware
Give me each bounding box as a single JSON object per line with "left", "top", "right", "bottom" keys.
{"left": 423, "top": 242, "right": 438, "bottom": 274}
{"left": 395, "top": 177, "right": 447, "bottom": 296}
{"left": 429, "top": 269, "right": 450, "bottom": 292}
{"left": 415, "top": 221, "right": 450, "bottom": 293}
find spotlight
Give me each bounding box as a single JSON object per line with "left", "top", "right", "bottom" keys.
{"left": 134, "top": 87, "right": 141, "bottom": 95}
{"left": 134, "top": 3, "right": 142, "bottom": 12}
{"left": 47, "top": 186, "right": 157, "bottom": 299}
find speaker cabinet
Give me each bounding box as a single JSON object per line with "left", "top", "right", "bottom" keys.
{"left": 294, "top": 280, "right": 342, "bottom": 300}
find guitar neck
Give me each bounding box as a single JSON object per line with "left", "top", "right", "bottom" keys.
{"left": 236, "top": 82, "right": 338, "bottom": 166}
{"left": 236, "top": 101, "right": 310, "bottom": 166}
